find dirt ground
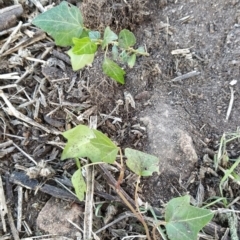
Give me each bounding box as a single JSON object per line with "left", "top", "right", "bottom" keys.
{"left": 0, "top": 0, "right": 240, "bottom": 239}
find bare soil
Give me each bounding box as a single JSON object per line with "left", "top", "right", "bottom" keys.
{"left": 0, "top": 0, "right": 240, "bottom": 239}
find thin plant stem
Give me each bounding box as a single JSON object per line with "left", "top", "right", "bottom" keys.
{"left": 116, "top": 189, "right": 151, "bottom": 240}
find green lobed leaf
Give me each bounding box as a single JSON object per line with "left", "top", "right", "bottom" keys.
{"left": 136, "top": 46, "right": 146, "bottom": 54}
{"left": 89, "top": 31, "right": 101, "bottom": 41}
{"left": 127, "top": 54, "right": 136, "bottom": 68}
{"left": 72, "top": 37, "right": 97, "bottom": 55}
{"left": 79, "top": 29, "right": 90, "bottom": 38}
{"left": 102, "top": 57, "right": 125, "bottom": 84}
{"left": 71, "top": 168, "right": 86, "bottom": 201}
{"left": 119, "top": 29, "right": 136, "bottom": 49}
{"left": 61, "top": 125, "right": 100, "bottom": 162}
{"left": 119, "top": 51, "right": 130, "bottom": 63}
{"left": 112, "top": 45, "right": 119, "bottom": 61}
{"left": 165, "top": 195, "right": 214, "bottom": 240}
{"left": 32, "top": 1, "right": 83, "bottom": 46}
{"left": 125, "top": 148, "right": 159, "bottom": 176}
{"left": 102, "top": 26, "right": 118, "bottom": 49}
{"left": 67, "top": 48, "right": 94, "bottom": 71}
{"left": 90, "top": 130, "right": 118, "bottom": 164}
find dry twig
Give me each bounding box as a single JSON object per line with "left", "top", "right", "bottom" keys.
{"left": 226, "top": 87, "right": 234, "bottom": 121}
{"left": 84, "top": 116, "right": 97, "bottom": 240}
{"left": 0, "top": 175, "right": 8, "bottom": 233}
{"left": 17, "top": 186, "right": 23, "bottom": 232}
{"left": 171, "top": 70, "right": 201, "bottom": 82}
{"left": 7, "top": 207, "right": 20, "bottom": 240}
{"left": 0, "top": 21, "right": 22, "bottom": 55}
{"left": 0, "top": 90, "right": 61, "bottom": 135}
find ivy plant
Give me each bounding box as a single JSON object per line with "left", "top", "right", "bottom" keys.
{"left": 32, "top": 1, "right": 149, "bottom": 84}
{"left": 61, "top": 125, "right": 213, "bottom": 240}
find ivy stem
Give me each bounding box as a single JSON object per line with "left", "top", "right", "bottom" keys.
{"left": 152, "top": 221, "right": 167, "bottom": 240}
{"left": 104, "top": 45, "right": 108, "bottom": 58}
{"left": 115, "top": 149, "right": 151, "bottom": 240}
{"left": 134, "top": 175, "right": 141, "bottom": 215}
{"left": 127, "top": 47, "right": 150, "bottom": 56}
{"left": 116, "top": 189, "right": 152, "bottom": 240}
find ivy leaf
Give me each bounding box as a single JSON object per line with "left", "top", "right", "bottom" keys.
{"left": 102, "top": 58, "right": 125, "bottom": 84}
{"left": 32, "top": 1, "right": 83, "bottom": 46}
{"left": 61, "top": 125, "right": 100, "bottom": 162}
{"left": 112, "top": 45, "right": 119, "bottom": 61}
{"left": 102, "top": 26, "right": 118, "bottom": 49}
{"left": 127, "top": 54, "right": 136, "bottom": 68}
{"left": 136, "top": 46, "right": 146, "bottom": 54}
{"left": 119, "top": 51, "right": 130, "bottom": 63}
{"left": 90, "top": 130, "right": 118, "bottom": 164}
{"left": 79, "top": 29, "right": 90, "bottom": 38}
{"left": 68, "top": 48, "right": 94, "bottom": 71}
{"left": 89, "top": 31, "right": 101, "bottom": 41}
{"left": 165, "top": 195, "right": 214, "bottom": 240}
{"left": 125, "top": 148, "right": 159, "bottom": 176}
{"left": 72, "top": 37, "right": 97, "bottom": 55}
{"left": 71, "top": 168, "right": 86, "bottom": 201}
{"left": 119, "top": 29, "right": 136, "bottom": 49}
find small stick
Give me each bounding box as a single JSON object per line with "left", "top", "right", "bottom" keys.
{"left": 67, "top": 219, "right": 84, "bottom": 233}
{"left": 0, "top": 90, "right": 61, "bottom": 135}
{"left": 29, "top": 0, "right": 45, "bottom": 12}
{"left": 97, "top": 100, "right": 123, "bottom": 127}
{"left": 25, "top": 57, "right": 46, "bottom": 64}
{"left": 0, "top": 84, "right": 18, "bottom": 89}
{"left": 0, "top": 22, "right": 30, "bottom": 37}
{"left": 84, "top": 116, "right": 97, "bottom": 240}
{"left": 226, "top": 87, "right": 234, "bottom": 121}
{"left": 17, "top": 99, "right": 36, "bottom": 109}
{"left": 166, "top": 16, "right": 169, "bottom": 43}
{"left": 0, "top": 175, "right": 8, "bottom": 232}
{"left": 33, "top": 98, "right": 40, "bottom": 119}
{"left": 12, "top": 142, "right": 37, "bottom": 165}
{"left": 0, "top": 21, "right": 22, "bottom": 55}
{"left": 171, "top": 48, "right": 190, "bottom": 55}
{"left": 22, "top": 221, "right": 32, "bottom": 236}
{"left": 0, "top": 73, "right": 19, "bottom": 80}
{"left": 171, "top": 70, "right": 200, "bottom": 82}
{"left": 7, "top": 206, "right": 20, "bottom": 240}
{"left": 17, "top": 186, "right": 23, "bottom": 231}
{"left": 0, "top": 146, "right": 15, "bottom": 158}
{"left": 15, "top": 46, "right": 53, "bottom": 84}
{"left": 95, "top": 212, "right": 130, "bottom": 234}
{"left": 1, "top": 31, "right": 46, "bottom": 57}
{"left": 0, "top": 140, "right": 13, "bottom": 148}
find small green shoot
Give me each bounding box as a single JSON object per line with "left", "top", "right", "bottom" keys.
{"left": 165, "top": 195, "right": 214, "bottom": 240}
{"left": 102, "top": 57, "right": 126, "bottom": 84}
{"left": 32, "top": 1, "right": 149, "bottom": 84}
{"left": 219, "top": 157, "right": 240, "bottom": 206}
{"left": 61, "top": 125, "right": 213, "bottom": 239}
{"left": 125, "top": 148, "right": 159, "bottom": 176}
{"left": 214, "top": 132, "right": 240, "bottom": 206}
{"left": 61, "top": 125, "right": 118, "bottom": 163}
{"left": 72, "top": 168, "right": 86, "bottom": 201}
{"left": 67, "top": 49, "right": 95, "bottom": 71}
{"left": 90, "top": 129, "right": 119, "bottom": 164}
{"left": 32, "top": 1, "right": 84, "bottom": 46}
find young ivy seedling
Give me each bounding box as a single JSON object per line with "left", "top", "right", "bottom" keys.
{"left": 60, "top": 125, "right": 214, "bottom": 240}
{"left": 32, "top": 1, "right": 149, "bottom": 84}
